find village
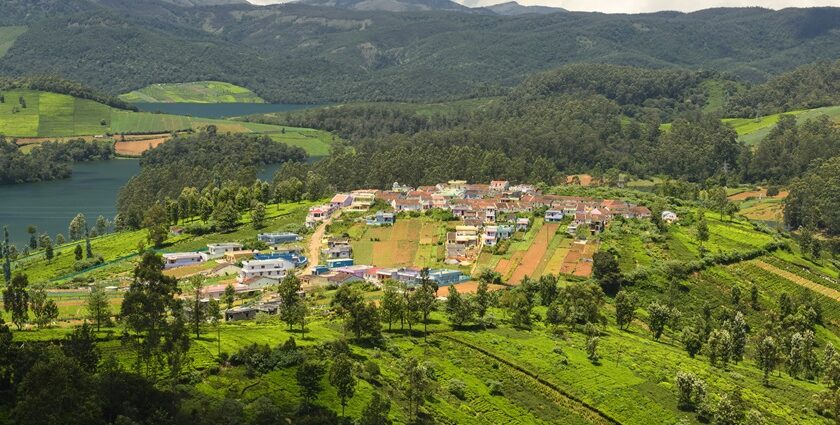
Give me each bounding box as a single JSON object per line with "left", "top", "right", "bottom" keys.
{"left": 160, "top": 180, "right": 657, "bottom": 321}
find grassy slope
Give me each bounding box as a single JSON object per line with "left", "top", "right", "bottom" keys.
{"left": 723, "top": 105, "right": 840, "bottom": 146}
{"left": 119, "top": 81, "right": 265, "bottom": 104}
{"left": 9, "top": 190, "right": 840, "bottom": 424}
{"left": 0, "top": 26, "right": 26, "bottom": 58}
{"left": 0, "top": 89, "right": 335, "bottom": 156}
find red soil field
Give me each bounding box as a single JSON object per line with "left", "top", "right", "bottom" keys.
{"left": 508, "top": 223, "right": 559, "bottom": 284}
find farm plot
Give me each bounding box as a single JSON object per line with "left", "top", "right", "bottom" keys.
{"left": 114, "top": 137, "right": 168, "bottom": 156}
{"left": 559, "top": 241, "right": 597, "bottom": 277}
{"left": 507, "top": 223, "right": 560, "bottom": 283}
{"left": 351, "top": 219, "right": 435, "bottom": 267}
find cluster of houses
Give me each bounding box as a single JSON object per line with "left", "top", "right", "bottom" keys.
{"left": 161, "top": 231, "right": 307, "bottom": 294}
{"left": 166, "top": 179, "right": 657, "bottom": 321}
{"left": 320, "top": 180, "right": 651, "bottom": 264}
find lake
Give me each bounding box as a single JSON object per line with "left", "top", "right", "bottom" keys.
{"left": 0, "top": 159, "right": 140, "bottom": 248}
{"left": 0, "top": 159, "right": 286, "bottom": 248}
{"left": 132, "top": 103, "right": 314, "bottom": 119}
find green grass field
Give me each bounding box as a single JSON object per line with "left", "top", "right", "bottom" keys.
{"left": 0, "top": 26, "right": 26, "bottom": 58}
{"left": 0, "top": 89, "right": 335, "bottom": 156}
{"left": 119, "top": 81, "right": 265, "bottom": 103}
{"left": 723, "top": 105, "right": 840, "bottom": 145}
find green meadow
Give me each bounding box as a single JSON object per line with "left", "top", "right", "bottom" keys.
{"left": 119, "top": 81, "right": 265, "bottom": 104}
{"left": 0, "top": 89, "right": 335, "bottom": 156}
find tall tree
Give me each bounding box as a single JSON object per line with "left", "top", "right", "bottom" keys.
{"left": 614, "top": 290, "right": 637, "bottom": 330}
{"left": 359, "top": 393, "right": 392, "bottom": 425}
{"left": 381, "top": 280, "right": 405, "bottom": 331}
{"left": 593, "top": 251, "right": 622, "bottom": 295}
{"left": 26, "top": 225, "right": 37, "bottom": 250}
{"left": 2, "top": 226, "right": 11, "bottom": 284}
{"left": 119, "top": 251, "right": 182, "bottom": 377}
{"left": 143, "top": 203, "right": 169, "bottom": 247}
{"left": 30, "top": 285, "right": 58, "bottom": 328}
{"left": 296, "top": 360, "right": 325, "bottom": 412}
{"left": 85, "top": 228, "right": 93, "bottom": 259}
{"left": 4, "top": 273, "right": 29, "bottom": 330}
{"left": 415, "top": 268, "right": 437, "bottom": 341}
{"left": 278, "top": 274, "right": 303, "bottom": 331}
{"left": 87, "top": 282, "right": 111, "bottom": 332}
{"left": 223, "top": 283, "right": 236, "bottom": 310}
{"left": 402, "top": 357, "right": 431, "bottom": 422}
{"left": 251, "top": 202, "right": 266, "bottom": 230}
{"left": 62, "top": 322, "right": 100, "bottom": 373}
{"left": 188, "top": 276, "right": 205, "bottom": 339}
{"left": 68, "top": 213, "right": 87, "bottom": 241}
{"left": 756, "top": 335, "right": 779, "bottom": 386}
{"left": 329, "top": 354, "right": 357, "bottom": 417}
{"left": 647, "top": 301, "right": 672, "bottom": 340}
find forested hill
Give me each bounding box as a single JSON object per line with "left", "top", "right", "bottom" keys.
{"left": 3, "top": 1, "right": 840, "bottom": 103}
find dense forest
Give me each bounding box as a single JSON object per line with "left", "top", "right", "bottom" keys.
{"left": 3, "top": 1, "right": 840, "bottom": 103}
{"left": 726, "top": 60, "right": 840, "bottom": 117}
{"left": 0, "top": 138, "right": 114, "bottom": 184}
{"left": 116, "top": 130, "right": 307, "bottom": 228}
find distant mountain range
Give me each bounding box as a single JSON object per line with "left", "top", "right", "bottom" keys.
{"left": 2, "top": 0, "right": 840, "bottom": 103}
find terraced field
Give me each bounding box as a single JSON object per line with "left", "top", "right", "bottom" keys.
{"left": 119, "top": 81, "right": 265, "bottom": 103}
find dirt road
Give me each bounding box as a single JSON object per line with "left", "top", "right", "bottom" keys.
{"left": 302, "top": 211, "right": 339, "bottom": 275}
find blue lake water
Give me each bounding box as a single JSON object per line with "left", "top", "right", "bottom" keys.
{"left": 0, "top": 159, "right": 286, "bottom": 248}
{"left": 132, "top": 103, "right": 314, "bottom": 119}
{"left": 0, "top": 160, "right": 140, "bottom": 248}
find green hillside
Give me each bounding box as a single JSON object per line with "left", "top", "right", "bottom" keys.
{"left": 0, "top": 89, "right": 334, "bottom": 155}
{"left": 4, "top": 3, "right": 840, "bottom": 103}
{"left": 724, "top": 105, "right": 840, "bottom": 145}
{"left": 0, "top": 26, "right": 26, "bottom": 57}
{"left": 6, "top": 188, "right": 840, "bottom": 424}
{"left": 119, "top": 81, "right": 265, "bottom": 103}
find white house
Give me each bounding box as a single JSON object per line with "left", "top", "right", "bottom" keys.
{"left": 162, "top": 252, "right": 205, "bottom": 269}
{"left": 207, "top": 243, "right": 244, "bottom": 258}
{"left": 238, "top": 258, "right": 296, "bottom": 282}
{"left": 662, "top": 210, "right": 678, "bottom": 224}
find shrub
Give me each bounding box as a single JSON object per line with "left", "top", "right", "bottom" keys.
{"left": 448, "top": 379, "right": 467, "bottom": 400}
{"left": 486, "top": 380, "right": 503, "bottom": 396}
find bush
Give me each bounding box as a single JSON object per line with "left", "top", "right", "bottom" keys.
{"left": 766, "top": 186, "right": 780, "bottom": 197}
{"left": 364, "top": 360, "right": 381, "bottom": 378}
{"left": 486, "top": 380, "right": 503, "bottom": 396}
{"left": 73, "top": 255, "right": 104, "bottom": 271}
{"left": 448, "top": 379, "right": 467, "bottom": 400}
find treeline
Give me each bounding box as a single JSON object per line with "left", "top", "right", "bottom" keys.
{"left": 784, "top": 157, "right": 840, "bottom": 235}
{"left": 5, "top": 2, "right": 840, "bottom": 103}
{"left": 0, "top": 138, "right": 114, "bottom": 185}
{"left": 116, "top": 130, "right": 307, "bottom": 228}
{"left": 0, "top": 75, "right": 136, "bottom": 110}
{"left": 727, "top": 60, "right": 840, "bottom": 117}
{"left": 272, "top": 92, "right": 746, "bottom": 190}
{"left": 510, "top": 64, "right": 727, "bottom": 121}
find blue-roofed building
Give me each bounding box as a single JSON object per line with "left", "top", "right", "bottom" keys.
{"left": 258, "top": 232, "right": 301, "bottom": 245}
{"left": 254, "top": 252, "right": 308, "bottom": 267}
{"left": 545, "top": 210, "right": 564, "bottom": 222}
{"left": 366, "top": 211, "right": 395, "bottom": 226}
{"left": 327, "top": 258, "right": 355, "bottom": 268}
